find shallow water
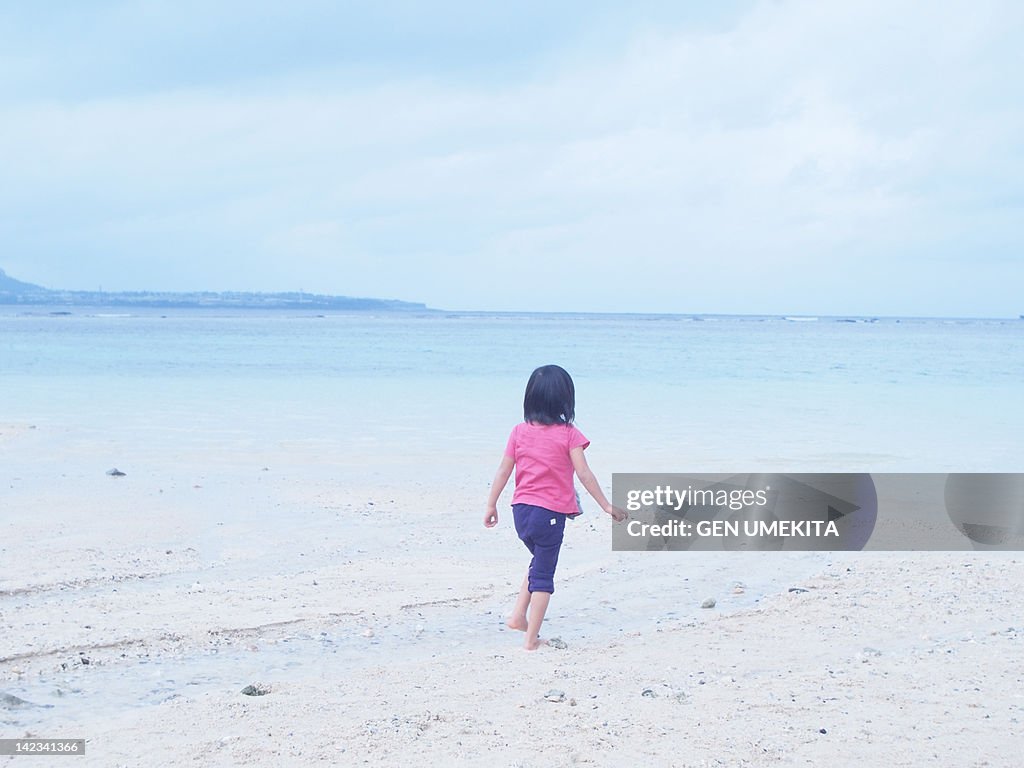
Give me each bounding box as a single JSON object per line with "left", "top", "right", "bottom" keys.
{"left": 3, "top": 308, "right": 1021, "bottom": 470}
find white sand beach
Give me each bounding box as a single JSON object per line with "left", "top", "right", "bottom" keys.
{"left": 2, "top": 419, "right": 1021, "bottom": 767}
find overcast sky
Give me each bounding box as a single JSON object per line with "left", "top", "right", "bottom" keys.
{"left": 1, "top": 1, "right": 1021, "bottom": 315}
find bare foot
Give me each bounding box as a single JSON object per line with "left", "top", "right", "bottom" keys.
{"left": 506, "top": 614, "right": 528, "bottom": 631}
{"left": 524, "top": 637, "right": 548, "bottom": 651}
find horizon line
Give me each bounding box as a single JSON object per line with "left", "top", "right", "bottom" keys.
{"left": 2, "top": 268, "right": 1020, "bottom": 321}
{"left": 2, "top": 302, "right": 1020, "bottom": 322}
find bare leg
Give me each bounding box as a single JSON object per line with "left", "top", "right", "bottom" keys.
{"left": 507, "top": 571, "right": 530, "bottom": 631}
{"left": 524, "top": 591, "right": 551, "bottom": 650}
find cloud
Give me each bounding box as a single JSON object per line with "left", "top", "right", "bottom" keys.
{"left": 0, "top": 0, "right": 1020, "bottom": 314}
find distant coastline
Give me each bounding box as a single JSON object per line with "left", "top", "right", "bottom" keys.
{"left": 0, "top": 267, "right": 430, "bottom": 311}
{"left": 2, "top": 268, "right": 1018, "bottom": 319}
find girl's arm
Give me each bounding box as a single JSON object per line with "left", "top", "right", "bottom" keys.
{"left": 570, "top": 446, "right": 627, "bottom": 522}
{"left": 484, "top": 455, "right": 515, "bottom": 528}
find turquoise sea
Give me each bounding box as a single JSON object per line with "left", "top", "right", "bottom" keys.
{"left": 2, "top": 308, "right": 1021, "bottom": 472}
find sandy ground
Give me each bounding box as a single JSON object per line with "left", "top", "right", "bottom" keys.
{"left": 2, "top": 420, "right": 1022, "bottom": 767}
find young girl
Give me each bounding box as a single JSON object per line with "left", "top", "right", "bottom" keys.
{"left": 484, "top": 364, "right": 627, "bottom": 651}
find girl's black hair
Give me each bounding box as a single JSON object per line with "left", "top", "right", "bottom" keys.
{"left": 523, "top": 364, "right": 575, "bottom": 425}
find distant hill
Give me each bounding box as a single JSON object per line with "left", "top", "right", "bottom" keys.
{"left": 0, "top": 267, "right": 430, "bottom": 311}
{"left": 0, "top": 268, "right": 46, "bottom": 294}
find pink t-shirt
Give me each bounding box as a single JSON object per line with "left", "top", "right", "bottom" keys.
{"left": 504, "top": 422, "right": 590, "bottom": 514}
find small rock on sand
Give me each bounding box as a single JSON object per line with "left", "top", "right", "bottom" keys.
{"left": 544, "top": 690, "right": 566, "bottom": 703}
{"left": 1, "top": 692, "right": 52, "bottom": 710}
{"left": 701, "top": 597, "right": 716, "bottom": 609}
{"left": 241, "top": 683, "right": 272, "bottom": 696}
{"left": 106, "top": 468, "right": 126, "bottom": 477}
{"left": 548, "top": 637, "right": 568, "bottom": 650}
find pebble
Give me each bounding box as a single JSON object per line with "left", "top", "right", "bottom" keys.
{"left": 544, "top": 689, "right": 566, "bottom": 703}
{"left": 106, "top": 468, "right": 126, "bottom": 477}
{"left": 362, "top": 629, "right": 375, "bottom": 638}
{"left": 1, "top": 692, "right": 38, "bottom": 709}
{"left": 641, "top": 688, "right": 657, "bottom": 698}
{"left": 548, "top": 637, "right": 568, "bottom": 650}
{"left": 241, "top": 683, "right": 272, "bottom": 696}
{"left": 701, "top": 597, "right": 716, "bottom": 609}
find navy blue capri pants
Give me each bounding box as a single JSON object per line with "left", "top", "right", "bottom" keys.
{"left": 512, "top": 503, "right": 566, "bottom": 594}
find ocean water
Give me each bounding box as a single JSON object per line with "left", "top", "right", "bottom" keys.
{"left": 2, "top": 308, "right": 1021, "bottom": 472}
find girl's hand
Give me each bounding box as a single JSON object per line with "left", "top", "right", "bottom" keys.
{"left": 484, "top": 506, "right": 499, "bottom": 528}
{"left": 605, "top": 504, "right": 628, "bottom": 523}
